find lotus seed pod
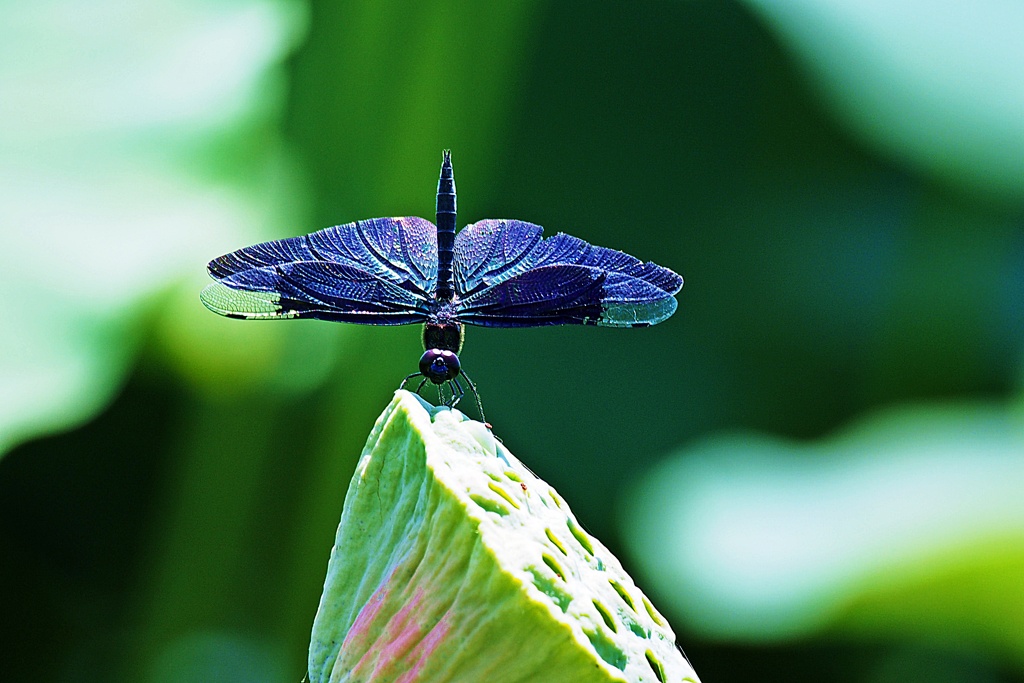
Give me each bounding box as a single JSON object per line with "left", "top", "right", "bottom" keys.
{"left": 309, "top": 390, "right": 699, "bottom": 683}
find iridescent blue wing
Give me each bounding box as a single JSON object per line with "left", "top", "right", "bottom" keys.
{"left": 201, "top": 217, "right": 436, "bottom": 324}
{"left": 201, "top": 261, "right": 431, "bottom": 324}
{"left": 454, "top": 219, "right": 681, "bottom": 328}
{"left": 453, "top": 219, "right": 544, "bottom": 295}
{"left": 457, "top": 265, "right": 678, "bottom": 328}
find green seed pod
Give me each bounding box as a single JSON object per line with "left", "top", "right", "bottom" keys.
{"left": 309, "top": 391, "right": 699, "bottom": 683}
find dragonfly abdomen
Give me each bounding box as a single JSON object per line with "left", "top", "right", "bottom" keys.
{"left": 436, "top": 150, "right": 456, "bottom": 302}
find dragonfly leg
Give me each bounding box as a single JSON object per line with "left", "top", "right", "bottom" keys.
{"left": 416, "top": 377, "right": 429, "bottom": 396}
{"left": 449, "top": 377, "right": 465, "bottom": 408}
{"left": 399, "top": 372, "right": 421, "bottom": 391}
{"left": 459, "top": 369, "right": 486, "bottom": 424}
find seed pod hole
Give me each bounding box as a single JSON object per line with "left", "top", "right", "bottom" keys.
{"left": 566, "top": 517, "right": 594, "bottom": 556}
{"left": 526, "top": 567, "right": 572, "bottom": 613}
{"left": 645, "top": 650, "right": 666, "bottom": 683}
{"left": 643, "top": 595, "right": 667, "bottom": 627}
{"left": 469, "top": 493, "right": 509, "bottom": 516}
{"left": 542, "top": 553, "right": 566, "bottom": 581}
{"left": 545, "top": 528, "right": 568, "bottom": 555}
{"left": 609, "top": 579, "right": 636, "bottom": 612}
{"left": 623, "top": 613, "right": 649, "bottom": 638}
{"left": 592, "top": 599, "right": 617, "bottom": 633}
{"left": 487, "top": 481, "right": 521, "bottom": 509}
{"left": 584, "top": 628, "right": 627, "bottom": 671}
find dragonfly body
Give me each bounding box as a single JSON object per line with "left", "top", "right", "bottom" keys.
{"left": 418, "top": 153, "right": 465, "bottom": 389}
{"left": 201, "top": 151, "right": 683, "bottom": 416}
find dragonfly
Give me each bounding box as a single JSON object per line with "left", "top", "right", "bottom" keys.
{"left": 201, "top": 151, "right": 683, "bottom": 420}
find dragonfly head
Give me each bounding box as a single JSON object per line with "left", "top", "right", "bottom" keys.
{"left": 419, "top": 348, "right": 461, "bottom": 384}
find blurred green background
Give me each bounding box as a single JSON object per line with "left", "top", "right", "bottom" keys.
{"left": 2, "top": 0, "right": 1023, "bottom": 681}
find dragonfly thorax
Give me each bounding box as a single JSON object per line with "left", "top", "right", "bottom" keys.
{"left": 422, "top": 321, "right": 464, "bottom": 354}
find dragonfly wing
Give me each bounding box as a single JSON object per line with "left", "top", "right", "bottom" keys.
{"left": 532, "top": 232, "right": 683, "bottom": 294}
{"left": 201, "top": 261, "right": 430, "bottom": 324}
{"left": 456, "top": 264, "right": 677, "bottom": 328}
{"left": 454, "top": 219, "right": 681, "bottom": 327}
{"left": 453, "top": 219, "right": 544, "bottom": 295}
{"left": 208, "top": 217, "right": 438, "bottom": 297}
{"left": 594, "top": 269, "right": 679, "bottom": 327}
{"left": 454, "top": 219, "right": 682, "bottom": 298}
{"left": 204, "top": 217, "right": 436, "bottom": 324}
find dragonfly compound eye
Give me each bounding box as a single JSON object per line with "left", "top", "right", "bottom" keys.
{"left": 420, "top": 349, "right": 461, "bottom": 384}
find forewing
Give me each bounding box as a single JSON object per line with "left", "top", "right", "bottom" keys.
{"left": 454, "top": 219, "right": 682, "bottom": 298}
{"left": 200, "top": 261, "right": 430, "bottom": 325}
{"left": 208, "top": 217, "right": 438, "bottom": 297}
{"left": 530, "top": 232, "right": 683, "bottom": 294}
{"left": 453, "top": 219, "right": 544, "bottom": 295}
{"left": 203, "top": 217, "right": 436, "bottom": 324}
{"left": 456, "top": 264, "right": 677, "bottom": 328}
{"left": 454, "top": 219, "right": 682, "bottom": 327}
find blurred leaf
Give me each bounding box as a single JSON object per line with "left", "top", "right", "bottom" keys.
{"left": 149, "top": 631, "right": 288, "bottom": 683}
{"left": 622, "top": 402, "right": 1024, "bottom": 663}
{"left": 155, "top": 247, "right": 349, "bottom": 400}
{"left": 0, "top": 0, "right": 308, "bottom": 456}
{"left": 288, "top": 0, "right": 542, "bottom": 223}
{"left": 740, "top": 0, "right": 1024, "bottom": 200}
